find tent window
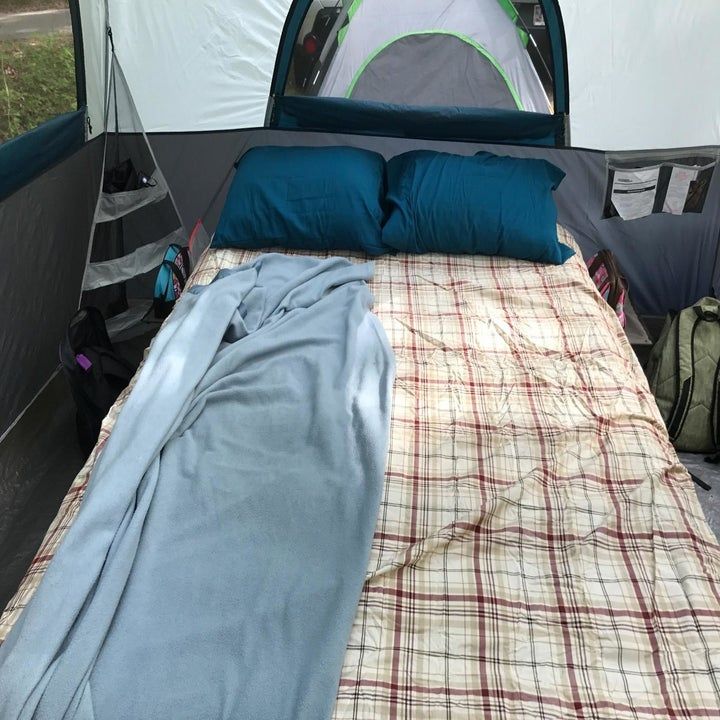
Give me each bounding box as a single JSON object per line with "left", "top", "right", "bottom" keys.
{"left": 283, "top": 0, "right": 555, "bottom": 114}
{"left": 0, "top": 0, "right": 81, "bottom": 144}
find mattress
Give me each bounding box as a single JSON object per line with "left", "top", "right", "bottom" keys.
{"left": 2, "top": 228, "right": 719, "bottom": 718}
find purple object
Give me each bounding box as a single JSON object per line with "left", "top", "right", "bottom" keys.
{"left": 76, "top": 353, "right": 92, "bottom": 372}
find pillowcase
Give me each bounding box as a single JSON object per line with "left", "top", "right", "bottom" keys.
{"left": 212, "top": 146, "right": 386, "bottom": 255}
{"left": 381, "top": 150, "right": 573, "bottom": 264}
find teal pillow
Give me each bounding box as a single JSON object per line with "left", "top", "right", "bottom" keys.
{"left": 382, "top": 150, "right": 573, "bottom": 264}
{"left": 212, "top": 146, "right": 387, "bottom": 255}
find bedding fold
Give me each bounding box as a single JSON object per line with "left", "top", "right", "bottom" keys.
{"left": 0, "top": 254, "right": 394, "bottom": 720}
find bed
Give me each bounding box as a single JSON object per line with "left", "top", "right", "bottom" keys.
{"left": 2, "top": 227, "right": 719, "bottom": 718}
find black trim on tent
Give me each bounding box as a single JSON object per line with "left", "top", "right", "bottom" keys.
{"left": 68, "top": 0, "right": 87, "bottom": 112}
{"left": 272, "top": 96, "right": 565, "bottom": 147}
{"left": 268, "top": 0, "right": 308, "bottom": 109}
{"left": 538, "top": 0, "right": 569, "bottom": 118}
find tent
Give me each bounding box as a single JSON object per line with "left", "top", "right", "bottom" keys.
{"left": 1, "top": 0, "right": 720, "bottom": 477}
{"left": 316, "top": 0, "right": 550, "bottom": 113}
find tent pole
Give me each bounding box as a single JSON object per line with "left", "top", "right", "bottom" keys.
{"left": 513, "top": 8, "right": 553, "bottom": 89}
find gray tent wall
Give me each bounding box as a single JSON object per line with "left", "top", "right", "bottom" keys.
{"left": 0, "top": 140, "right": 103, "bottom": 439}
{"left": 2, "top": 126, "right": 719, "bottom": 441}
{"left": 148, "top": 128, "right": 720, "bottom": 317}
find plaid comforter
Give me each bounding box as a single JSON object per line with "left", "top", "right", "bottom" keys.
{"left": 2, "top": 228, "right": 719, "bottom": 718}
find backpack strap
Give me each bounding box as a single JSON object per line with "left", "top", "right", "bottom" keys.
{"left": 587, "top": 250, "right": 607, "bottom": 279}
{"left": 588, "top": 250, "right": 626, "bottom": 311}
{"left": 602, "top": 252, "right": 626, "bottom": 312}
{"left": 708, "top": 316, "right": 720, "bottom": 450}
{"left": 69, "top": 347, "right": 134, "bottom": 415}
{"left": 689, "top": 471, "right": 712, "bottom": 491}
{"left": 665, "top": 310, "right": 702, "bottom": 441}
{"left": 165, "top": 257, "right": 188, "bottom": 292}
{"left": 92, "top": 347, "right": 134, "bottom": 379}
{"left": 177, "top": 246, "right": 191, "bottom": 281}
{"left": 646, "top": 312, "right": 674, "bottom": 394}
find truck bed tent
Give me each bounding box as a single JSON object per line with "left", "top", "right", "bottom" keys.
{"left": 1, "top": 0, "right": 720, "bottom": 599}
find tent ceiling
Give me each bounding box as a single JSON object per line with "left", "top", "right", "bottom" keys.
{"left": 82, "top": 0, "right": 720, "bottom": 151}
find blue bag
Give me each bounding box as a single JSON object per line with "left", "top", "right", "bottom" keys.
{"left": 153, "top": 244, "right": 190, "bottom": 318}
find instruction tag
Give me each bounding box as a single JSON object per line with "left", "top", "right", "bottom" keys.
{"left": 663, "top": 166, "right": 698, "bottom": 215}
{"left": 610, "top": 167, "right": 659, "bottom": 221}
{"left": 603, "top": 152, "right": 717, "bottom": 220}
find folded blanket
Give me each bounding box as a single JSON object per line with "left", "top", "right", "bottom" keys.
{"left": 0, "top": 254, "right": 394, "bottom": 720}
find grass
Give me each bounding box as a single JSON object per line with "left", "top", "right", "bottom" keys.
{"left": 0, "top": 0, "right": 67, "bottom": 13}
{"left": 0, "top": 33, "right": 76, "bottom": 142}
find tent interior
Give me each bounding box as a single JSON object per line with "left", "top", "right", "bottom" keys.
{"left": 1, "top": 0, "right": 720, "bottom": 702}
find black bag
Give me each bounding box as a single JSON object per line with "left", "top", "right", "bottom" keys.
{"left": 59, "top": 307, "right": 135, "bottom": 457}
{"left": 102, "top": 158, "right": 155, "bottom": 194}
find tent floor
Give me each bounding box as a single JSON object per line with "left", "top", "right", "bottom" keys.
{"left": 0, "top": 333, "right": 719, "bottom": 612}
{"left": 0, "top": 373, "right": 85, "bottom": 611}
{"left": 0, "top": 330, "right": 154, "bottom": 610}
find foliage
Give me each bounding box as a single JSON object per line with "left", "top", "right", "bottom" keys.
{"left": 0, "top": 33, "right": 76, "bottom": 143}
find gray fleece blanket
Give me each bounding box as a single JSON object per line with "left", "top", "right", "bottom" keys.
{"left": 0, "top": 254, "right": 394, "bottom": 720}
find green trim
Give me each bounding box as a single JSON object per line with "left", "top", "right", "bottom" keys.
{"left": 495, "top": 0, "right": 529, "bottom": 46}
{"left": 344, "top": 30, "right": 524, "bottom": 111}
{"left": 347, "top": 0, "right": 363, "bottom": 21}
{"left": 338, "top": 0, "right": 362, "bottom": 45}
{"left": 496, "top": 0, "right": 519, "bottom": 24}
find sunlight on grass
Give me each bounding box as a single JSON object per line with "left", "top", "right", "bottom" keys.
{"left": 0, "top": 32, "right": 75, "bottom": 143}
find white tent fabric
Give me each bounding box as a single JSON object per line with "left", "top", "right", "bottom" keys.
{"left": 318, "top": 0, "right": 549, "bottom": 114}
{"left": 78, "top": 0, "right": 106, "bottom": 140}
{"left": 561, "top": 0, "right": 720, "bottom": 151}
{"left": 84, "top": 0, "right": 291, "bottom": 138}
{"left": 80, "top": 0, "right": 720, "bottom": 150}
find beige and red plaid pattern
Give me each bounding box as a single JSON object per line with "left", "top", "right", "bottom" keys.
{"left": 2, "top": 228, "right": 720, "bottom": 718}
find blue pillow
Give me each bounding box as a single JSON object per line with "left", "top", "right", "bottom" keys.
{"left": 212, "top": 146, "right": 386, "bottom": 255}
{"left": 381, "top": 150, "right": 573, "bottom": 264}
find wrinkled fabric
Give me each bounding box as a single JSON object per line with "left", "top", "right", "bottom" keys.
{"left": 5, "top": 230, "right": 720, "bottom": 718}
{"left": 0, "top": 254, "right": 394, "bottom": 720}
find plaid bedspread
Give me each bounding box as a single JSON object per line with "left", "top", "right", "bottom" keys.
{"left": 3, "top": 228, "right": 719, "bottom": 718}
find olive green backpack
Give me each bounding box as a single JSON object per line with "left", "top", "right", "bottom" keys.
{"left": 647, "top": 297, "right": 720, "bottom": 454}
